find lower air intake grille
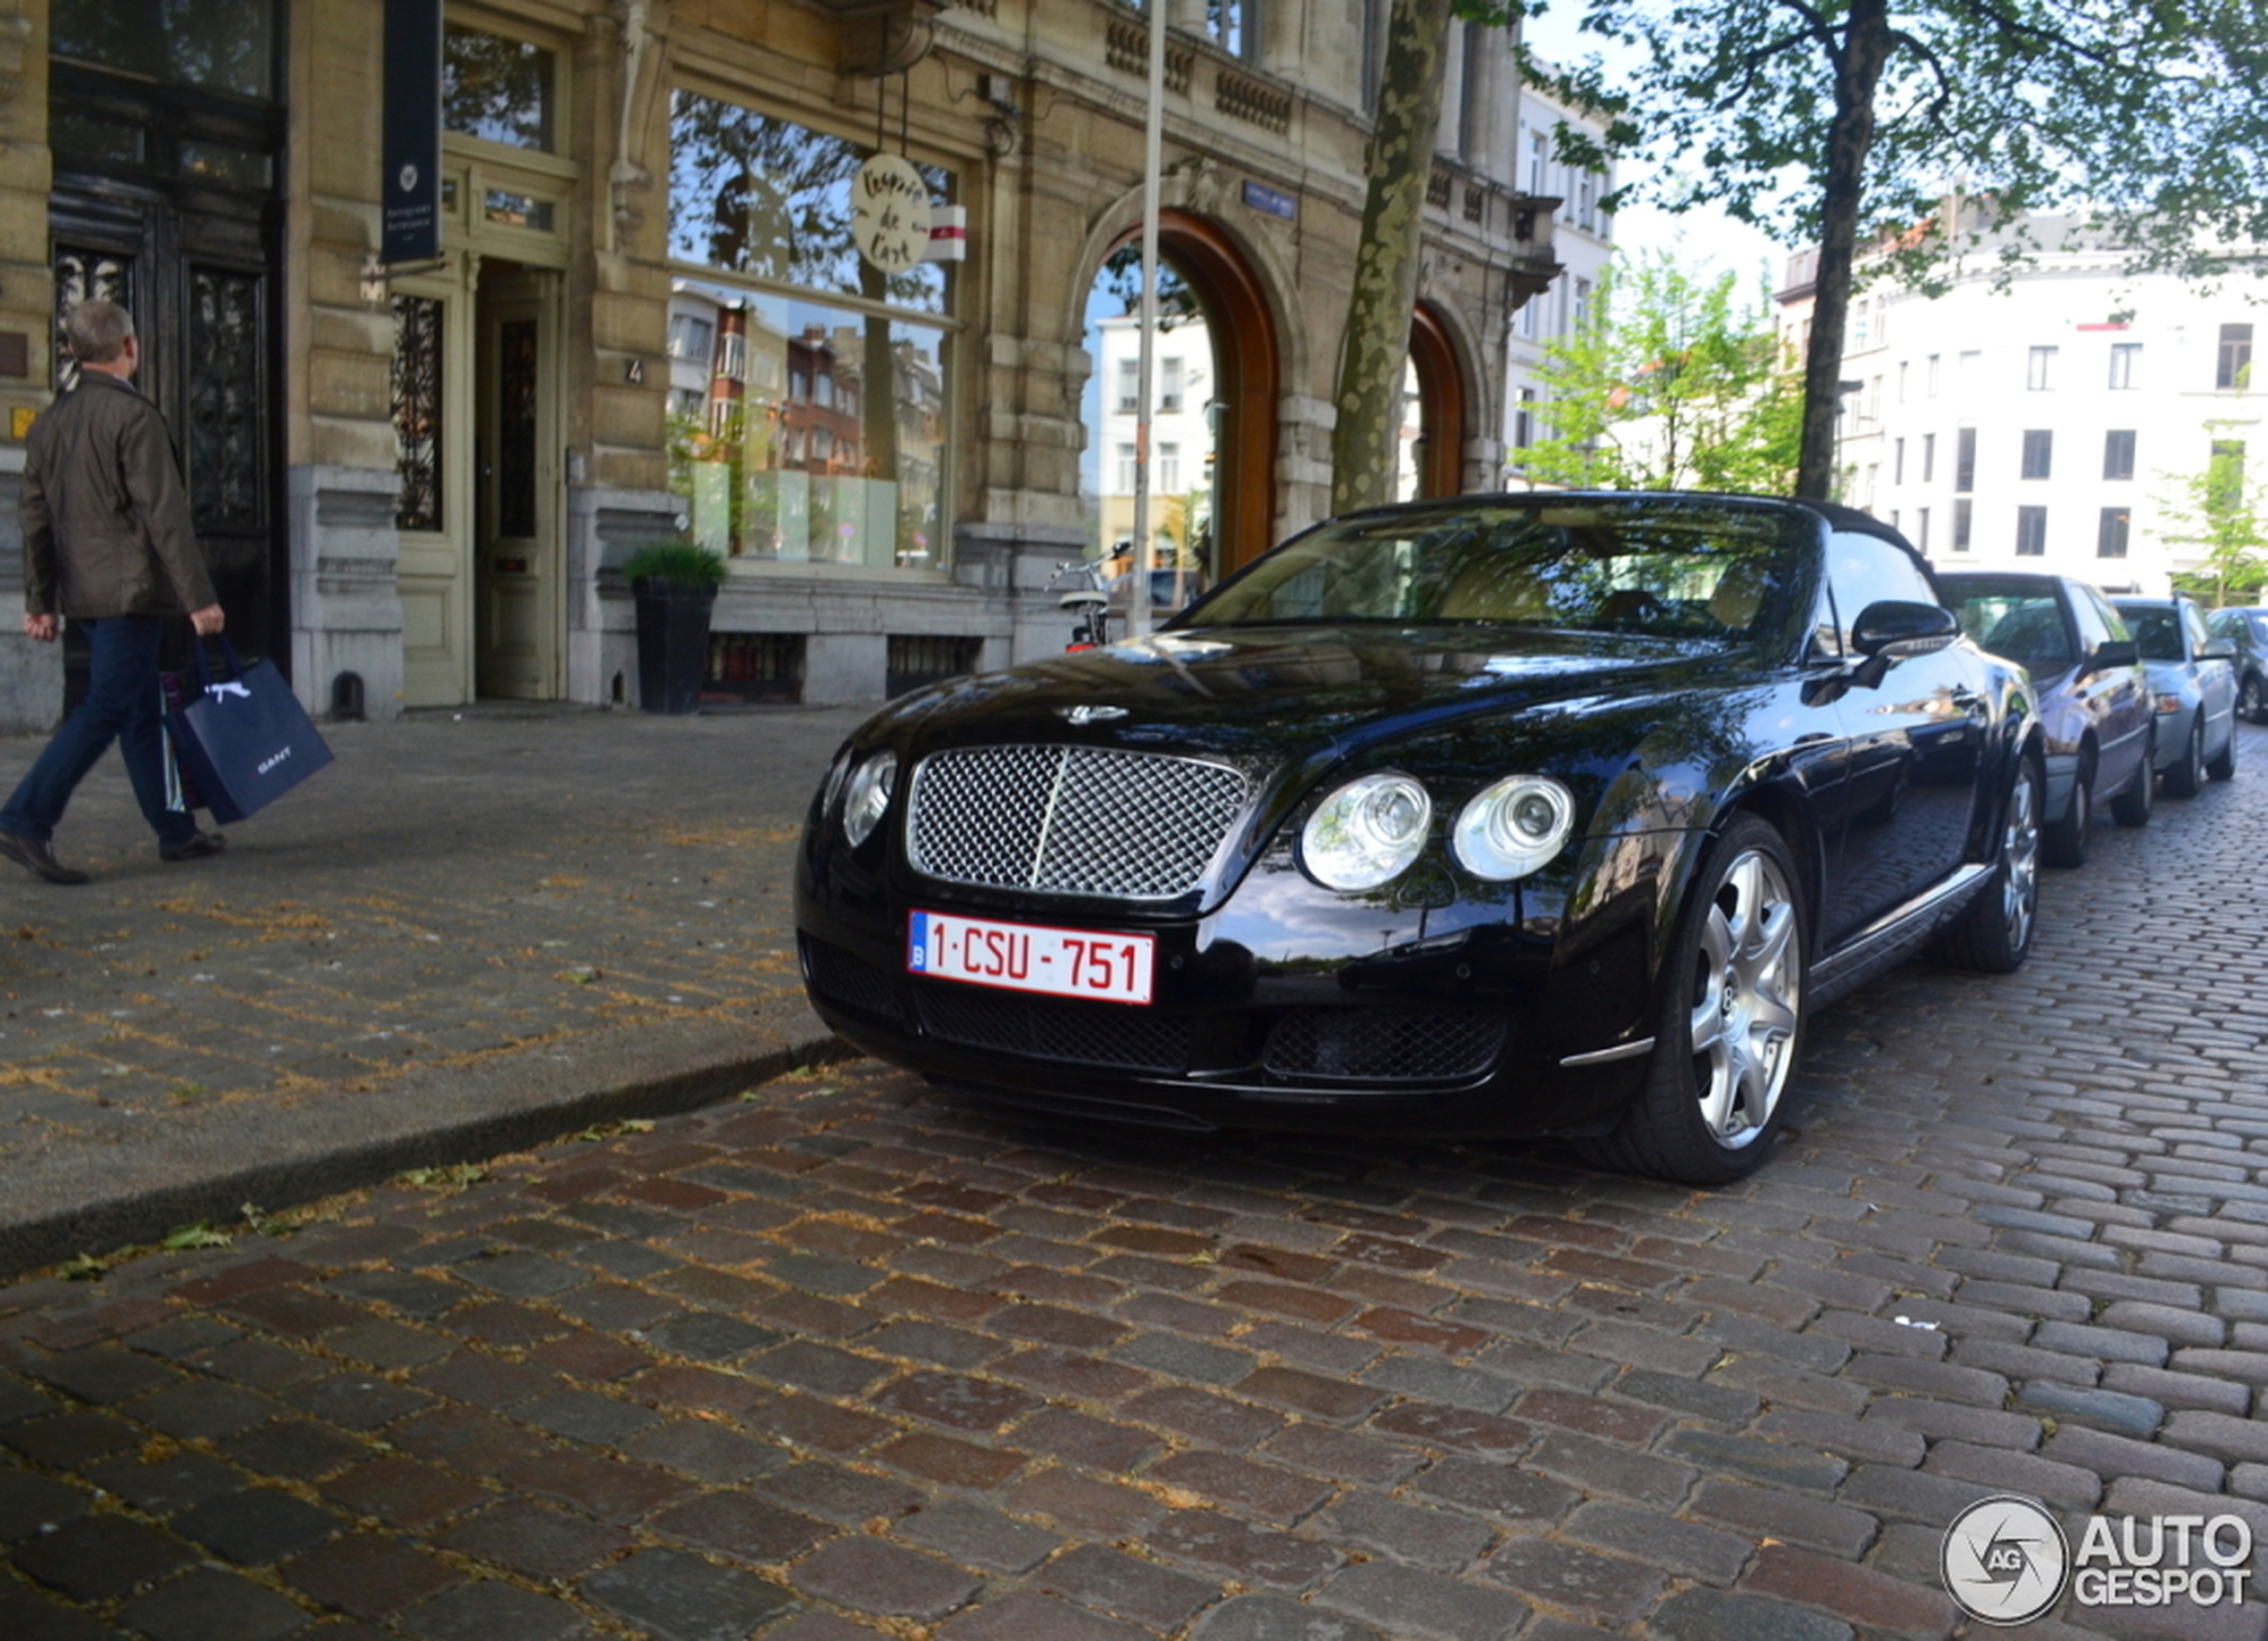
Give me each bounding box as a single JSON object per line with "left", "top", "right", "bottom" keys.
{"left": 1263, "top": 1008, "right": 1506, "bottom": 1083}
{"left": 802, "top": 937, "right": 908, "bottom": 1026}
{"left": 915, "top": 987, "right": 1192, "bottom": 1073}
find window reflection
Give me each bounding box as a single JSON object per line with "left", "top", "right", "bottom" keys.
{"left": 52, "top": 0, "right": 273, "bottom": 99}
{"left": 444, "top": 27, "right": 554, "bottom": 151}
{"left": 668, "top": 281, "right": 946, "bottom": 570}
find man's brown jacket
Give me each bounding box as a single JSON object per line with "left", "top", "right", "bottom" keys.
{"left": 20, "top": 371, "right": 216, "bottom": 619}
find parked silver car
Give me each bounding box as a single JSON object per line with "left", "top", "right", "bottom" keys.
{"left": 2205, "top": 605, "right": 2268, "bottom": 723}
{"left": 2114, "top": 596, "right": 2239, "bottom": 796}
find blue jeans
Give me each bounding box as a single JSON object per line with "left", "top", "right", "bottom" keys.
{"left": 1, "top": 615, "right": 197, "bottom": 849}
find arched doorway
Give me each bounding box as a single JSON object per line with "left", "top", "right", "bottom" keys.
{"left": 1402, "top": 304, "right": 1469, "bottom": 501}
{"left": 1096, "top": 211, "right": 1280, "bottom": 578}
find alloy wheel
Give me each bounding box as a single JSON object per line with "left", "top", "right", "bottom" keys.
{"left": 1999, "top": 769, "right": 2039, "bottom": 954}
{"left": 1687, "top": 850, "right": 1802, "bottom": 1148}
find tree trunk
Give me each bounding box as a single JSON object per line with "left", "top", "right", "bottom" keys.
{"left": 1330, "top": 0, "right": 1455, "bottom": 516}
{"left": 1794, "top": 0, "right": 1890, "bottom": 501}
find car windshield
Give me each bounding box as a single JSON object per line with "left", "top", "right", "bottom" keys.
{"left": 2114, "top": 604, "right": 2185, "bottom": 662}
{"left": 1181, "top": 498, "right": 1804, "bottom": 644}
{"left": 1946, "top": 585, "right": 2076, "bottom": 671}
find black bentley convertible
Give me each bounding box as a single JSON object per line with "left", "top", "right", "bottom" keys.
{"left": 795, "top": 494, "right": 2044, "bottom": 1183}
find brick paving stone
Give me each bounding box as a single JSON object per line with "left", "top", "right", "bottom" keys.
{"left": 219, "top": 1415, "right": 371, "bottom": 1480}
{"left": 2097, "top": 1363, "right": 2254, "bottom": 1417}
{"left": 1482, "top": 1535, "right": 1663, "bottom": 1629}
{"left": 26, "top": 1345, "right": 183, "bottom": 1404}
{"left": 396, "top": 1579, "right": 598, "bottom": 1641}
{"left": 0, "top": 1469, "right": 94, "bottom": 1542}
{"left": 1706, "top": 1356, "right": 1869, "bottom": 1417}
{"left": 581, "top": 1546, "right": 798, "bottom": 1641}
{"left": 1919, "top": 1440, "right": 2104, "bottom": 1509}
{"left": 896, "top": 1498, "right": 1063, "bottom": 1574}
{"left": 1664, "top": 1428, "right": 1850, "bottom": 1495}
{"left": 995, "top": 1344, "right": 1148, "bottom": 1401}
{"left": 1005, "top": 1468, "right": 1164, "bottom": 1537}
{"left": 0, "top": 1583, "right": 113, "bottom": 1641}
{"left": 433, "top": 1499, "right": 632, "bottom": 1581}
{"left": 2014, "top": 1379, "right": 2166, "bottom": 1437}
{"left": 129, "top": 1379, "right": 286, "bottom": 1439}
{"left": 1010, "top": 1405, "right": 1161, "bottom": 1472}
{"left": 1740, "top": 1541, "right": 1957, "bottom": 1635}
{"left": 1235, "top": 1364, "right": 1384, "bottom": 1423}
{"left": 1320, "top": 1488, "right": 1493, "bottom": 1571}
{"left": 114, "top": 1565, "right": 313, "bottom": 1641}
{"left": 322, "top": 1454, "right": 489, "bottom": 1528}
{"left": 2034, "top": 1320, "right": 2177, "bottom": 1366}
{"left": 1527, "top": 1429, "right": 1697, "bottom": 1509}
{"left": 1147, "top": 1449, "right": 1334, "bottom": 1524}
{"left": 175, "top": 1487, "right": 344, "bottom": 1563}
{"left": 1410, "top": 1454, "right": 1580, "bottom": 1522}
{"left": 497, "top": 1445, "right": 692, "bottom": 1523}
{"left": 1862, "top": 1395, "right": 2042, "bottom": 1449}
{"left": 936, "top": 1587, "right": 1153, "bottom": 1641}
{"left": 759, "top": 1461, "right": 923, "bottom": 1526}
{"left": 794, "top": 1534, "right": 981, "bottom": 1620}
{"left": 518, "top": 1387, "right": 663, "bottom": 1446}
{"left": 621, "top": 1418, "right": 784, "bottom": 1484}
{"left": 1147, "top": 1507, "right": 1341, "bottom": 1589}
{"left": 1650, "top": 1587, "right": 1855, "bottom": 1641}
{"left": 2040, "top": 1424, "right": 2226, "bottom": 1492}
{"left": 1315, "top": 1559, "right": 1528, "bottom": 1641}
{"left": 1038, "top": 1541, "right": 1216, "bottom": 1629}
{"left": 1260, "top": 1422, "right": 1423, "bottom": 1488}
{"left": 1186, "top": 1594, "right": 1381, "bottom": 1640}
{"left": 1686, "top": 1478, "right": 1879, "bottom": 1559}
{"left": 324, "top": 1272, "right": 464, "bottom": 1319}
{"left": 1614, "top": 1369, "right": 1762, "bottom": 1427}
{"left": 878, "top": 1428, "right": 1029, "bottom": 1488}
{"left": 2161, "top": 1410, "right": 2268, "bottom": 1466}
{"left": 284, "top": 1531, "right": 462, "bottom": 1620}
{"left": 284, "top": 1370, "right": 434, "bottom": 1430}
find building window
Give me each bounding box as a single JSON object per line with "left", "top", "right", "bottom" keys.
{"left": 1116, "top": 357, "right": 1140, "bottom": 413}
{"left": 1922, "top": 432, "right": 1936, "bottom": 483}
{"left": 52, "top": 0, "right": 276, "bottom": 99}
{"left": 1897, "top": 361, "right": 1908, "bottom": 403}
{"left": 1527, "top": 129, "right": 1548, "bottom": 197}
{"left": 1203, "top": 0, "right": 1256, "bottom": 62}
{"left": 1513, "top": 386, "right": 1537, "bottom": 451}
{"left": 390, "top": 295, "right": 444, "bottom": 534}
{"left": 2104, "top": 429, "right": 2136, "bottom": 481}
{"left": 2218, "top": 324, "right": 2253, "bottom": 390}
{"left": 2021, "top": 429, "right": 2053, "bottom": 479}
{"left": 1927, "top": 354, "right": 1940, "bottom": 396}
{"left": 1955, "top": 427, "right": 1976, "bottom": 493}
{"left": 1953, "top": 498, "right": 1972, "bottom": 552}
{"left": 2027, "top": 346, "right": 2056, "bottom": 390}
{"left": 1573, "top": 279, "right": 1594, "bottom": 332}
{"left": 1115, "top": 442, "right": 1138, "bottom": 494}
{"left": 443, "top": 26, "right": 555, "bottom": 152}
{"left": 1893, "top": 437, "right": 1905, "bottom": 484}
{"left": 1158, "top": 443, "right": 1180, "bottom": 493}
{"left": 668, "top": 312, "right": 714, "bottom": 364}
{"left": 2097, "top": 507, "right": 2130, "bottom": 559}
{"left": 1159, "top": 355, "right": 1184, "bottom": 413}
{"left": 666, "top": 91, "right": 955, "bottom": 568}
{"left": 2210, "top": 439, "right": 2247, "bottom": 512}
{"left": 2108, "top": 343, "right": 2139, "bottom": 389}
{"left": 1915, "top": 507, "right": 1930, "bottom": 552}
{"left": 2015, "top": 506, "right": 2047, "bottom": 556}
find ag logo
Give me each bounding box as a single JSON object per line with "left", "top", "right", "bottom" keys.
{"left": 398, "top": 163, "right": 420, "bottom": 195}
{"left": 1942, "top": 1495, "right": 2072, "bottom": 1625}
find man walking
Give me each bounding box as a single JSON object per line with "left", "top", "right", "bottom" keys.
{"left": 1, "top": 300, "right": 227, "bottom": 885}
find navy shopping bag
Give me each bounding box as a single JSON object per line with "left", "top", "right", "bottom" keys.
{"left": 164, "top": 637, "right": 334, "bottom": 823}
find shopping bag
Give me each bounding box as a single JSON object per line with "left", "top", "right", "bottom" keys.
{"left": 164, "top": 637, "right": 334, "bottom": 823}
{"left": 158, "top": 670, "right": 207, "bottom": 813}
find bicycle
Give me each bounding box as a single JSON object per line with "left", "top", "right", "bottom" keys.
{"left": 1049, "top": 559, "right": 1113, "bottom": 652}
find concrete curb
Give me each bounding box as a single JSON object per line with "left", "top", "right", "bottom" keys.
{"left": 0, "top": 1006, "right": 850, "bottom": 1279}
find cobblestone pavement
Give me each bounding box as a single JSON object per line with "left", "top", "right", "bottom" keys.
{"left": 2, "top": 722, "right": 2265, "bottom": 1641}
{"left": 0, "top": 707, "right": 859, "bottom": 1266}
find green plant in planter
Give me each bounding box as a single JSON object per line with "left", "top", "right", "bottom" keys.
{"left": 621, "top": 539, "right": 729, "bottom": 595}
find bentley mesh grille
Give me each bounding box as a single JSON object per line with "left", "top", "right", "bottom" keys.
{"left": 907, "top": 746, "right": 1251, "bottom": 898}
{"left": 1263, "top": 1008, "right": 1507, "bottom": 1084}
{"left": 914, "top": 987, "right": 1193, "bottom": 1073}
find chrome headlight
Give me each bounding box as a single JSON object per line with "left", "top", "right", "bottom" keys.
{"left": 841, "top": 751, "right": 897, "bottom": 848}
{"left": 1453, "top": 775, "right": 1576, "bottom": 880}
{"left": 1300, "top": 772, "right": 1433, "bottom": 891}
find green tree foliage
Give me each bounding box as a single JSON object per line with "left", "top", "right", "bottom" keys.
{"left": 2159, "top": 436, "right": 2268, "bottom": 607}
{"left": 1517, "top": 254, "right": 1800, "bottom": 492}
{"left": 1535, "top": 0, "right": 2268, "bottom": 499}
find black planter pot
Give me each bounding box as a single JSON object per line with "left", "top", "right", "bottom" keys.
{"left": 632, "top": 579, "right": 717, "bottom": 714}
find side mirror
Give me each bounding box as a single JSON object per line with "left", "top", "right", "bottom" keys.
{"left": 1852, "top": 600, "right": 1960, "bottom": 659}
{"left": 2089, "top": 639, "right": 2140, "bottom": 671}
{"left": 2200, "top": 638, "right": 2238, "bottom": 662}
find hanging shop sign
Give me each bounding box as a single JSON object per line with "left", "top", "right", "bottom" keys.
{"left": 382, "top": 0, "right": 444, "bottom": 263}
{"left": 853, "top": 154, "right": 933, "bottom": 274}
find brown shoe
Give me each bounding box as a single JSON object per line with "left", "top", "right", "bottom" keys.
{"left": 0, "top": 828, "right": 91, "bottom": 885}
{"left": 160, "top": 830, "right": 227, "bottom": 863}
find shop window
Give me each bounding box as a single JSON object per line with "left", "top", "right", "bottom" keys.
{"left": 445, "top": 27, "right": 554, "bottom": 152}
{"left": 667, "top": 91, "right": 955, "bottom": 570}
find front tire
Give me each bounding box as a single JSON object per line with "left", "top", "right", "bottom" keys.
{"left": 2165, "top": 720, "right": 2204, "bottom": 799}
{"left": 1578, "top": 815, "right": 1805, "bottom": 1185}
{"left": 2042, "top": 770, "right": 2091, "bottom": 869}
{"left": 1930, "top": 756, "right": 2042, "bottom": 973}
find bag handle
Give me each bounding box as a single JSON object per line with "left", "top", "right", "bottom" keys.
{"left": 188, "top": 632, "right": 250, "bottom": 697}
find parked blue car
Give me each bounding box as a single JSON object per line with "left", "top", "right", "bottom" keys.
{"left": 2112, "top": 596, "right": 2238, "bottom": 796}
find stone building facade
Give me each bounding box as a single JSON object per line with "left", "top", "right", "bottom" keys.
{"left": 0, "top": 0, "right": 1559, "bottom": 727}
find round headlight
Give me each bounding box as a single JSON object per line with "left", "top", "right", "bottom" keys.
{"left": 1300, "top": 772, "right": 1434, "bottom": 891}
{"left": 1453, "top": 775, "right": 1576, "bottom": 880}
{"left": 841, "top": 751, "right": 897, "bottom": 848}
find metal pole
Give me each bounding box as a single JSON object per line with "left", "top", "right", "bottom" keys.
{"left": 1129, "top": 0, "right": 1166, "bottom": 640}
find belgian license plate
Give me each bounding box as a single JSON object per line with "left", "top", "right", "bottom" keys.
{"left": 907, "top": 910, "right": 1155, "bottom": 1006}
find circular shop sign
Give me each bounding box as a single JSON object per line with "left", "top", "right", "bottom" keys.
{"left": 1941, "top": 1494, "right": 2072, "bottom": 1626}
{"left": 852, "top": 153, "right": 931, "bottom": 274}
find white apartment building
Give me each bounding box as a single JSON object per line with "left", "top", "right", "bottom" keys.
{"left": 1505, "top": 74, "right": 1616, "bottom": 480}
{"left": 1797, "top": 214, "right": 2265, "bottom": 593}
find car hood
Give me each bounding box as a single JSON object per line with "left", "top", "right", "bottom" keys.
{"left": 867, "top": 625, "right": 1759, "bottom": 764}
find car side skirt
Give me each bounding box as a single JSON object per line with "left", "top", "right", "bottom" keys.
{"left": 1810, "top": 862, "right": 1992, "bottom": 1008}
